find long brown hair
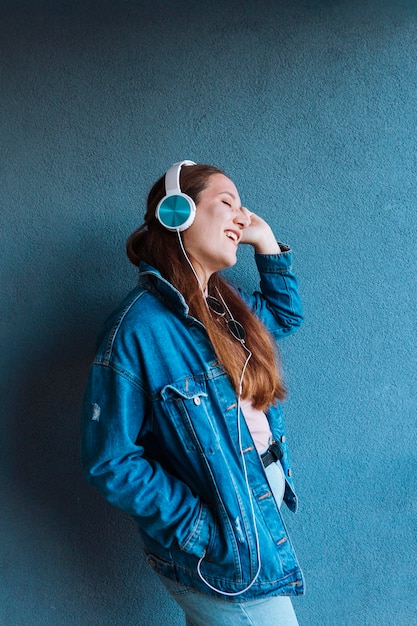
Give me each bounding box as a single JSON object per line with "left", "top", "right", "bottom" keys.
{"left": 126, "top": 163, "right": 286, "bottom": 409}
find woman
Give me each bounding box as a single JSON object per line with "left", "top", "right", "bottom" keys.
{"left": 81, "top": 161, "right": 305, "bottom": 625}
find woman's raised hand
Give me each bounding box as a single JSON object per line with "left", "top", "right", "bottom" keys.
{"left": 240, "top": 210, "right": 281, "bottom": 254}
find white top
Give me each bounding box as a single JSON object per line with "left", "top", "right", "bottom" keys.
{"left": 240, "top": 397, "right": 272, "bottom": 453}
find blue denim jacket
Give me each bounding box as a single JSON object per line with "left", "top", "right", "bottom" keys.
{"left": 81, "top": 248, "right": 305, "bottom": 600}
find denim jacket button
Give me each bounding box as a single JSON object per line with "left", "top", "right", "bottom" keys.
{"left": 280, "top": 435, "right": 286, "bottom": 443}
{"left": 193, "top": 396, "right": 201, "bottom": 406}
{"left": 287, "top": 469, "right": 292, "bottom": 477}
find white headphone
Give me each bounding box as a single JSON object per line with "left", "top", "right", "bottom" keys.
{"left": 155, "top": 160, "right": 197, "bottom": 231}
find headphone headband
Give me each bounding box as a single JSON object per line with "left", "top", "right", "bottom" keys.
{"left": 156, "top": 160, "right": 197, "bottom": 232}
{"left": 165, "top": 160, "right": 196, "bottom": 194}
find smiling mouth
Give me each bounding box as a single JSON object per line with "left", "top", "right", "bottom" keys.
{"left": 225, "top": 230, "right": 239, "bottom": 243}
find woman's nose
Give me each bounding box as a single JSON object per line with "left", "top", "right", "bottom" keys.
{"left": 234, "top": 207, "right": 252, "bottom": 228}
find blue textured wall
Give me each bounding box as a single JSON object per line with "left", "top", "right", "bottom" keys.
{"left": 1, "top": 1, "right": 416, "bottom": 624}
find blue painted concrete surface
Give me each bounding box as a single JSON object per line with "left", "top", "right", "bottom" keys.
{"left": 1, "top": 1, "right": 416, "bottom": 624}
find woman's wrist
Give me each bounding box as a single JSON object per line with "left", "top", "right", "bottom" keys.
{"left": 253, "top": 234, "right": 281, "bottom": 255}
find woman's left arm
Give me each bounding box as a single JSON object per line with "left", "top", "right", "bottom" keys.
{"left": 239, "top": 211, "right": 304, "bottom": 339}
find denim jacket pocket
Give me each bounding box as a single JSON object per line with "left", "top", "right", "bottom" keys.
{"left": 252, "top": 483, "right": 284, "bottom": 545}
{"left": 159, "top": 378, "right": 221, "bottom": 455}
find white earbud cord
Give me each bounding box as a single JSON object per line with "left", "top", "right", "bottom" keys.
{"left": 177, "top": 230, "right": 206, "bottom": 294}
{"left": 197, "top": 349, "right": 263, "bottom": 597}
{"left": 176, "top": 231, "right": 262, "bottom": 596}
{"left": 196, "top": 306, "right": 262, "bottom": 596}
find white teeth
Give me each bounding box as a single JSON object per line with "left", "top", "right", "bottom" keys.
{"left": 225, "top": 231, "right": 238, "bottom": 241}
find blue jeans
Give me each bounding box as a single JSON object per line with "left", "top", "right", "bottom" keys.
{"left": 158, "top": 461, "right": 299, "bottom": 626}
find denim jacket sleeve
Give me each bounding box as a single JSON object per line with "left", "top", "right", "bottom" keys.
{"left": 239, "top": 244, "right": 304, "bottom": 339}
{"left": 81, "top": 361, "right": 214, "bottom": 558}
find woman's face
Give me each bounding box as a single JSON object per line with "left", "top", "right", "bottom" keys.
{"left": 182, "top": 173, "right": 251, "bottom": 287}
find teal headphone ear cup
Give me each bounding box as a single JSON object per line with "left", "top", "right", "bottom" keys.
{"left": 155, "top": 160, "right": 197, "bottom": 232}
{"left": 156, "top": 193, "right": 196, "bottom": 231}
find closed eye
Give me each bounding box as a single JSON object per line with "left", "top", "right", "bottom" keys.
{"left": 222, "top": 200, "right": 232, "bottom": 207}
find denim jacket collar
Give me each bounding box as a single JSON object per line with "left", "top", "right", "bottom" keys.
{"left": 137, "top": 261, "right": 190, "bottom": 318}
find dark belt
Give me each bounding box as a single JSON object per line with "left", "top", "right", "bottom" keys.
{"left": 261, "top": 441, "right": 283, "bottom": 468}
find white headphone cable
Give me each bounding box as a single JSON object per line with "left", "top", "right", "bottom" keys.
{"left": 177, "top": 229, "right": 262, "bottom": 596}
{"left": 196, "top": 348, "right": 263, "bottom": 597}
{"left": 176, "top": 230, "right": 206, "bottom": 295}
